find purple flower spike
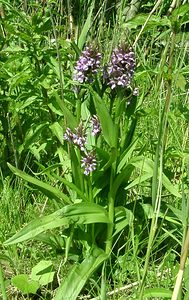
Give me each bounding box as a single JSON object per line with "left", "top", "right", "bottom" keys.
{"left": 106, "top": 46, "right": 136, "bottom": 90}
{"left": 73, "top": 45, "right": 102, "bottom": 84}
{"left": 81, "top": 151, "right": 97, "bottom": 175}
{"left": 91, "top": 115, "right": 101, "bottom": 136}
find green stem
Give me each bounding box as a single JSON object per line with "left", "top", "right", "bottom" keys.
{"left": 105, "top": 162, "right": 116, "bottom": 255}
{"left": 138, "top": 216, "right": 157, "bottom": 299}
{"left": 87, "top": 176, "right": 93, "bottom": 203}
{"left": 76, "top": 100, "right": 81, "bottom": 123}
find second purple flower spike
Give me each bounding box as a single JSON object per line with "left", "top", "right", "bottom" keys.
{"left": 106, "top": 46, "right": 136, "bottom": 90}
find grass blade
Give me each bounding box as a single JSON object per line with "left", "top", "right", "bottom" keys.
{"left": 78, "top": 3, "right": 94, "bottom": 50}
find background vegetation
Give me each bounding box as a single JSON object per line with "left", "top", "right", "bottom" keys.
{"left": 0, "top": 0, "right": 189, "bottom": 299}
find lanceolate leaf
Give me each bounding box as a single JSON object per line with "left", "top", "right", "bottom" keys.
{"left": 4, "top": 203, "right": 110, "bottom": 245}
{"left": 78, "top": 3, "right": 94, "bottom": 50}
{"left": 143, "top": 287, "right": 172, "bottom": 298}
{"left": 117, "top": 137, "right": 139, "bottom": 173}
{"left": 7, "top": 163, "right": 71, "bottom": 204}
{"left": 90, "top": 88, "right": 117, "bottom": 148}
{"left": 53, "top": 92, "right": 77, "bottom": 129}
{"left": 49, "top": 122, "right": 64, "bottom": 145}
{"left": 54, "top": 247, "right": 108, "bottom": 300}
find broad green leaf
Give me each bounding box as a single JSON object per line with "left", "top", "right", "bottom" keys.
{"left": 15, "top": 96, "right": 37, "bottom": 111}
{"left": 90, "top": 89, "right": 117, "bottom": 148}
{"left": 48, "top": 102, "right": 64, "bottom": 116}
{"left": 7, "top": 163, "right": 71, "bottom": 204}
{"left": 71, "top": 41, "right": 81, "bottom": 57}
{"left": 49, "top": 122, "right": 64, "bottom": 144}
{"left": 54, "top": 247, "right": 108, "bottom": 300}
{"left": 111, "top": 165, "right": 134, "bottom": 199}
{"left": 162, "top": 174, "right": 181, "bottom": 198}
{"left": 31, "top": 260, "right": 55, "bottom": 286}
{"left": 78, "top": 3, "right": 94, "bottom": 50}
{"left": 143, "top": 287, "right": 172, "bottom": 298}
{"left": 53, "top": 92, "right": 77, "bottom": 129}
{"left": 117, "top": 137, "right": 139, "bottom": 173}
{"left": 4, "top": 203, "right": 110, "bottom": 245}
{"left": 11, "top": 274, "right": 40, "bottom": 295}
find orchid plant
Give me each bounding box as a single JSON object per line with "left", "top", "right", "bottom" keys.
{"left": 4, "top": 42, "right": 145, "bottom": 299}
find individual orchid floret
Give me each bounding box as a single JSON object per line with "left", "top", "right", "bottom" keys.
{"left": 64, "top": 127, "right": 73, "bottom": 142}
{"left": 64, "top": 122, "right": 86, "bottom": 151}
{"left": 72, "top": 122, "right": 87, "bottom": 151}
{"left": 106, "top": 46, "right": 136, "bottom": 90}
{"left": 91, "top": 115, "right": 101, "bottom": 136}
{"left": 81, "top": 151, "right": 97, "bottom": 176}
{"left": 73, "top": 45, "right": 102, "bottom": 84}
{"left": 133, "top": 87, "right": 139, "bottom": 96}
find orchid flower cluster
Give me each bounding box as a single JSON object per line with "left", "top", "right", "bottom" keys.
{"left": 65, "top": 44, "right": 138, "bottom": 176}
{"left": 64, "top": 116, "right": 101, "bottom": 176}
{"left": 73, "top": 44, "right": 138, "bottom": 93}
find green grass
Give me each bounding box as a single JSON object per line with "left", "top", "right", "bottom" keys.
{"left": 0, "top": 0, "right": 189, "bottom": 299}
